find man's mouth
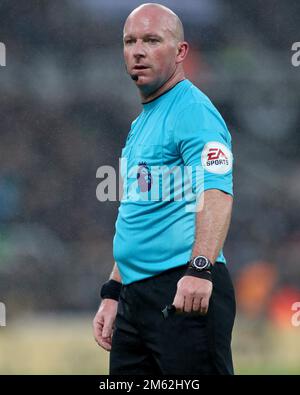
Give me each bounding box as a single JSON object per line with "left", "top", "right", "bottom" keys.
{"left": 133, "top": 65, "right": 149, "bottom": 70}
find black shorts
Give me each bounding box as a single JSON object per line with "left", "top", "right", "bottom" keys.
{"left": 110, "top": 262, "right": 236, "bottom": 375}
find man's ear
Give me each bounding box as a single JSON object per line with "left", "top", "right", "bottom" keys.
{"left": 176, "top": 42, "right": 189, "bottom": 62}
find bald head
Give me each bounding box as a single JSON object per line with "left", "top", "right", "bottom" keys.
{"left": 124, "top": 3, "right": 184, "bottom": 43}
{"left": 123, "top": 2, "right": 189, "bottom": 101}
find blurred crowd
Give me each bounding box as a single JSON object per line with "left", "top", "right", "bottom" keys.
{"left": 0, "top": 0, "right": 299, "bottom": 322}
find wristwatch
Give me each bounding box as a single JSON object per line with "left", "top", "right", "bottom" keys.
{"left": 188, "top": 255, "right": 213, "bottom": 272}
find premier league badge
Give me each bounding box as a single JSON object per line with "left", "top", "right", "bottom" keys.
{"left": 137, "top": 161, "right": 152, "bottom": 192}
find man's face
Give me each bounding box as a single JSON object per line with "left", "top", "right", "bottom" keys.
{"left": 123, "top": 11, "right": 178, "bottom": 94}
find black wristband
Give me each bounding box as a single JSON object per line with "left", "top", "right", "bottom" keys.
{"left": 100, "top": 279, "right": 122, "bottom": 301}
{"left": 184, "top": 267, "right": 212, "bottom": 282}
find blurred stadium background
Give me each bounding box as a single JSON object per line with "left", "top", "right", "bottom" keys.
{"left": 0, "top": 0, "right": 300, "bottom": 374}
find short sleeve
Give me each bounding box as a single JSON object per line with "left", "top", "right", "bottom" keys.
{"left": 174, "top": 102, "right": 233, "bottom": 196}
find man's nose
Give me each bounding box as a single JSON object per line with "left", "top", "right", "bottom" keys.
{"left": 132, "top": 40, "right": 146, "bottom": 58}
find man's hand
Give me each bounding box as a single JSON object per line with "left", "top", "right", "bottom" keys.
{"left": 93, "top": 299, "right": 118, "bottom": 351}
{"left": 172, "top": 275, "right": 213, "bottom": 315}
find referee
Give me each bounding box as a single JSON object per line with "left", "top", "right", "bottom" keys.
{"left": 93, "top": 3, "right": 236, "bottom": 375}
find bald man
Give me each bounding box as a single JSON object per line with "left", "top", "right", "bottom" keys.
{"left": 93, "top": 3, "right": 236, "bottom": 375}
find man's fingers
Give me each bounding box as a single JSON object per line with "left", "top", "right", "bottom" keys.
{"left": 98, "top": 337, "right": 112, "bottom": 351}
{"left": 183, "top": 296, "right": 194, "bottom": 313}
{"left": 93, "top": 299, "right": 118, "bottom": 351}
{"left": 192, "top": 297, "right": 201, "bottom": 312}
{"left": 102, "top": 318, "right": 114, "bottom": 338}
{"left": 93, "top": 324, "right": 113, "bottom": 351}
{"left": 172, "top": 292, "right": 184, "bottom": 312}
{"left": 94, "top": 334, "right": 111, "bottom": 351}
{"left": 93, "top": 320, "right": 103, "bottom": 343}
{"left": 199, "top": 298, "right": 209, "bottom": 315}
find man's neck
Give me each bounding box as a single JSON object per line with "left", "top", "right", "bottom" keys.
{"left": 140, "top": 69, "right": 186, "bottom": 104}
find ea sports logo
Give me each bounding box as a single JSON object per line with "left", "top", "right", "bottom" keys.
{"left": 207, "top": 148, "right": 228, "bottom": 161}
{"left": 201, "top": 142, "right": 233, "bottom": 174}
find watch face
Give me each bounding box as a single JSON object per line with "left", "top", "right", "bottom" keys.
{"left": 193, "top": 256, "right": 209, "bottom": 270}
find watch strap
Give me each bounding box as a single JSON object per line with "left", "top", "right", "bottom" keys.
{"left": 185, "top": 267, "right": 212, "bottom": 282}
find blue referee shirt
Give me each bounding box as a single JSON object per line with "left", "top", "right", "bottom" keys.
{"left": 113, "top": 79, "right": 233, "bottom": 285}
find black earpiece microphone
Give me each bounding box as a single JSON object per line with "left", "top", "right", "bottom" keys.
{"left": 131, "top": 74, "right": 139, "bottom": 81}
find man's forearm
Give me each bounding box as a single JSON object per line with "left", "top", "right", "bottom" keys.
{"left": 191, "top": 189, "right": 233, "bottom": 264}
{"left": 109, "top": 263, "right": 122, "bottom": 283}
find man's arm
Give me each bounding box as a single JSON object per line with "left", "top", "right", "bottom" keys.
{"left": 172, "top": 189, "right": 233, "bottom": 315}
{"left": 93, "top": 263, "right": 122, "bottom": 351}
{"left": 109, "top": 263, "right": 122, "bottom": 283}
{"left": 191, "top": 189, "right": 233, "bottom": 262}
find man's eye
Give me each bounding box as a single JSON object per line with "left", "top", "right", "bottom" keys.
{"left": 147, "top": 38, "right": 159, "bottom": 43}
{"left": 125, "top": 39, "right": 135, "bottom": 45}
